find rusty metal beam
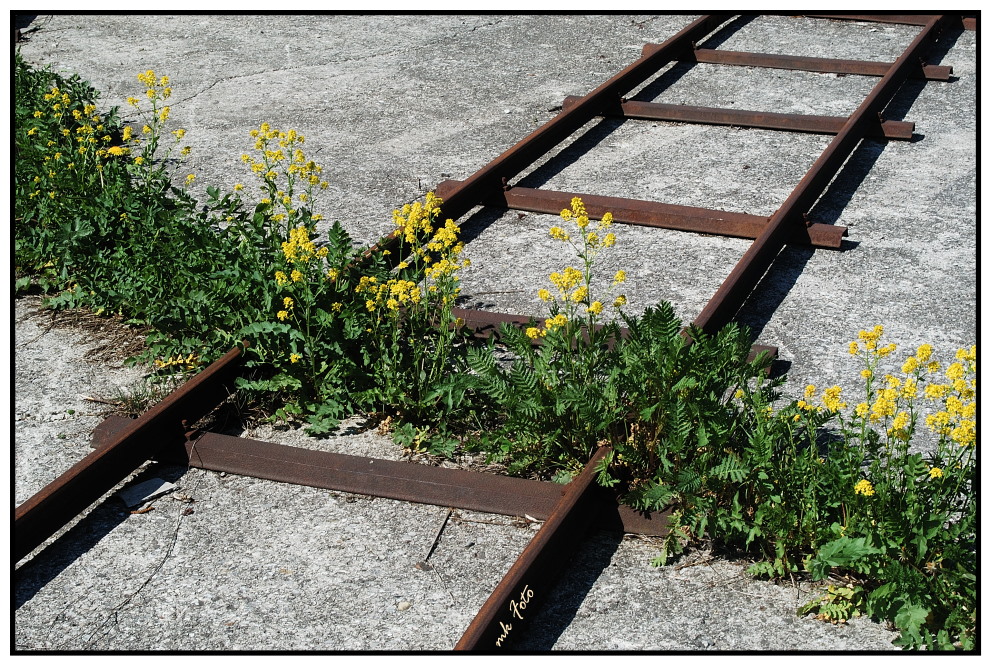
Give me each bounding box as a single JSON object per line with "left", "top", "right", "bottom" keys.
{"left": 91, "top": 417, "right": 672, "bottom": 536}
{"left": 455, "top": 446, "right": 613, "bottom": 651}
{"left": 451, "top": 307, "right": 778, "bottom": 365}
{"left": 693, "top": 15, "right": 948, "bottom": 335}
{"left": 804, "top": 13, "right": 975, "bottom": 31}
{"left": 648, "top": 44, "right": 953, "bottom": 81}
{"left": 438, "top": 179, "right": 848, "bottom": 249}
{"left": 14, "top": 345, "right": 246, "bottom": 562}
{"left": 804, "top": 12, "right": 977, "bottom": 30}
{"left": 562, "top": 95, "right": 916, "bottom": 140}
{"left": 806, "top": 13, "right": 941, "bottom": 26}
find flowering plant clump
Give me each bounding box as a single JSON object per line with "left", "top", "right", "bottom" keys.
{"left": 466, "top": 198, "right": 631, "bottom": 477}
{"left": 659, "top": 326, "right": 976, "bottom": 650}
{"left": 466, "top": 198, "right": 766, "bottom": 481}
{"left": 527, "top": 197, "right": 626, "bottom": 343}
{"left": 239, "top": 122, "right": 328, "bottom": 236}
{"left": 359, "top": 193, "right": 475, "bottom": 437}
{"left": 15, "top": 57, "right": 128, "bottom": 289}
{"left": 126, "top": 69, "right": 193, "bottom": 188}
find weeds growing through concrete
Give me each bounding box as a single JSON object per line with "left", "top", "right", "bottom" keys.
{"left": 14, "top": 60, "right": 975, "bottom": 650}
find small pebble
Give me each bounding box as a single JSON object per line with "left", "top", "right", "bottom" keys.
{"left": 397, "top": 601, "right": 411, "bottom": 611}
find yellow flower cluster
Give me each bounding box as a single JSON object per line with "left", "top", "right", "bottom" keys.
{"left": 555, "top": 199, "right": 617, "bottom": 250}
{"left": 281, "top": 224, "right": 329, "bottom": 265}
{"left": 242, "top": 122, "right": 328, "bottom": 225}
{"left": 389, "top": 193, "right": 470, "bottom": 299}
{"left": 356, "top": 275, "right": 423, "bottom": 313}
{"left": 153, "top": 352, "right": 200, "bottom": 371}
{"left": 393, "top": 192, "right": 446, "bottom": 245}
{"left": 822, "top": 386, "right": 846, "bottom": 412}
{"left": 854, "top": 479, "right": 875, "bottom": 497}
{"left": 849, "top": 328, "right": 977, "bottom": 449}
{"left": 535, "top": 198, "right": 626, "bottom": 334}
{"left": 796, "top": 384, "right": 846, "bottom": 414}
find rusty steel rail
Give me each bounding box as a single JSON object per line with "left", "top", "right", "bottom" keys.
{"left": 674, "top": 46, "right": 953, "bottom": 81}
{"left": 437, "top": 179, "right": 848, "bottom": 249}
{"left": 562, "top": 96, "right": 917, "bottom": 141}
{"left": 455, "top": 446, "right": 613, "bottom": 651}
{"left": 14, "top": 344, "right": 246, "bottom": 562}
{"left": 804, "top": 13, "right": 976, "bottom": 31}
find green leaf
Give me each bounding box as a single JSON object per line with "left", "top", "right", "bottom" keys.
{"left": 809, "top": 537, "right": 883, "bottom": 580}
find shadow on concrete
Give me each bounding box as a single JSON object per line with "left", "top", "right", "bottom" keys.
{"left": 14, "top": 462, "right": 190, "bottom": 611}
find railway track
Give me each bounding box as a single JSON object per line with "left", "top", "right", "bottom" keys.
{"left": 14, "top": 13, "right": 971, "bottom": 651}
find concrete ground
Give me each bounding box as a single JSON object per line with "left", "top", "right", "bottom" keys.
{"left": 12, "top": 13, "right": 977, "bottom": 653}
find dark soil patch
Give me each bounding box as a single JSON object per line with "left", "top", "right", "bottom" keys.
{"left": 15, "top": 295, "right": 150, "bottom": 365}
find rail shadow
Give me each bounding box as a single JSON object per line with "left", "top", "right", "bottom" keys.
{"left": 511, "top": 529, "right": 623, "bottom": 651}
{"left": 13, "top": 462, "right": 189, "bottom": 610}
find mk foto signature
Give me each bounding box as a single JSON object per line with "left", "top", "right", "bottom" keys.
{"left": 495, "top": 584, "right": 535, "bottom": 647}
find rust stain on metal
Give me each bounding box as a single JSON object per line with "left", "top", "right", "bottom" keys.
{"left": 562, "top": 95, "right": 916, "bottom": 140}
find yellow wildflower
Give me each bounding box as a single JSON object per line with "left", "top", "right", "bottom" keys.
{"left": 822, "top": 386, "right": 845, "bottom": 412}
{"left": 854, "top": 479, "right": 875, "bottom": 497}
{"left": 945, "top": 362, "right": 965, "bottom": 381}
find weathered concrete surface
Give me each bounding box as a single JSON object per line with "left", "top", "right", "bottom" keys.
{"left": 13, "top": 13, "right": 976, "bottom": 652}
